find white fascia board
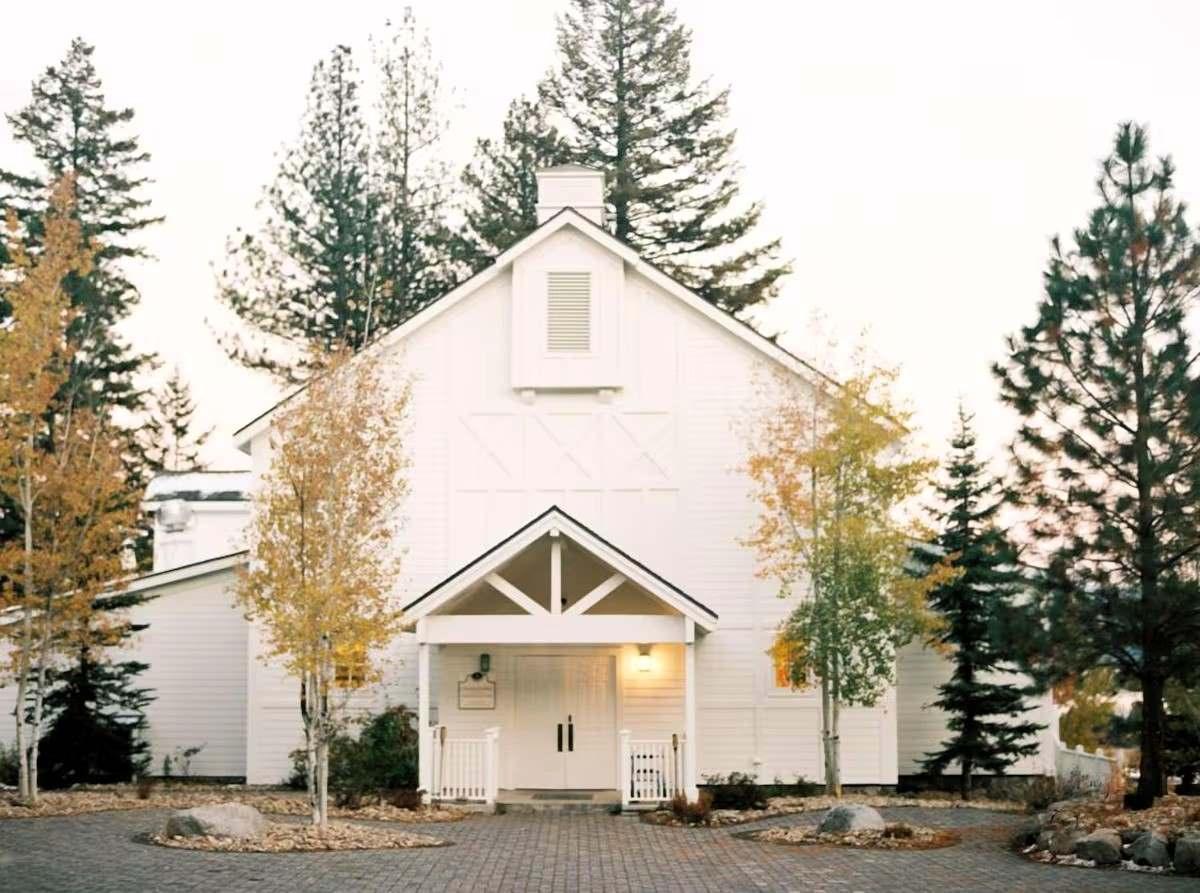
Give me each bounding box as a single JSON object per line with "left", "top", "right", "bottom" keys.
{"left": 405, "top": 507, "right": 717, "bottom": 632}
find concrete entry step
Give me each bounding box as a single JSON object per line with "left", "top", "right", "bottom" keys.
{"left": 495, "top": 788, "right": 622, "bottom": 814}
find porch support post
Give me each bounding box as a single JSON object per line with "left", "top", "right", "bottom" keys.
{"left": 550, "top": 530, "right": 562, "bottom": 614}
{"left": 417, "top": 620, "right": 432, "bottom": 801}
{"left": 683, "top": 618, "right": 698, "bottom": 800}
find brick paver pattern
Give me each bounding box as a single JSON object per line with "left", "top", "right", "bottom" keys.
{"left": 2, "top": 806, "right": 1196, "bottom": 892}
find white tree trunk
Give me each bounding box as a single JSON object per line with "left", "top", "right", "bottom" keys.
{"left": 820, "top": 677, "right": 842, "bottom": 798}
{"left": 15, "top": 480, "right": 35, "bottom": 803}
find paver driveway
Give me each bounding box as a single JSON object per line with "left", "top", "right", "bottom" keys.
{"left": 2, "top": 805, "right": 1197, "bottom": 892}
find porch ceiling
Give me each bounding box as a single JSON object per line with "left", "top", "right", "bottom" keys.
{"left": 404, "top": 506, "right": 717, "bottom": 635}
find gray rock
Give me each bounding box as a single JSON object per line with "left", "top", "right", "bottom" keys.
{"left": 817, "top": 804, "right": 886, "bottom": 834}
{"left": 1175, "top": 837, "right": 1200, "bottom": 875}
{"left": 1128, "top": 830, "right": 1170, "bottom": 868}
{"left": 1045, "top": 827, "right": 1084, "bottom": 856}
{"left": 164, "top": 803, "right": 266, "bottom": 839}
{"left": 1074, "top": 828, "right": 1122, "bottom": 865}
{"left": 1119, "top": 827, "right": 1144, "bottom": 846}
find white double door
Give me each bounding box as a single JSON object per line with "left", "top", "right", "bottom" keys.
{"left": 514, "top": 654, "right": 616, "bottom": 790}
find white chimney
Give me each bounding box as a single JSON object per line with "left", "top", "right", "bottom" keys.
{"left": 535, "top": 165, "right": 605, "bottom": 227}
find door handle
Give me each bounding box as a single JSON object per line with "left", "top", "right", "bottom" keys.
{"left": 557, "top": 723, "right": 563, "bottom": 752}
{"left": 568, "top": 718, "right": 574, "bottom": 752}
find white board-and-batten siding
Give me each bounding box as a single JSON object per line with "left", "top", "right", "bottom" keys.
{"left": 241, "top": 223, "right": 898, "bottom": 786}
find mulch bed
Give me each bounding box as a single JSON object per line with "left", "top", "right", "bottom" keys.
{"left": 741, "top": 823, "right": 960, "bottom": 850}
{"left": 0, "top": 785, "right": 467, "bottom": 824}
{"left": 148, "top": 820, "right": 447, "bottom": 853}
{"left": 641, "top": 793, "right": 1023, "bottom": 828}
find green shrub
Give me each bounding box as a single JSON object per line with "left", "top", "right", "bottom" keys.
{"left": 284, "top": 706, "right": 420, "bottom": 807}
{"left": 701, "top": 771, "right": 767, "bottom": 810}
{"left": 669, "top": 790, "right": 713, "bottom": 825}
{"left": 0, "top": 742, "right": 18, "bottom": 787}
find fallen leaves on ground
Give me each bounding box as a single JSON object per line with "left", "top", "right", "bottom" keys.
{"left": 149, "top": 820, "right": 446, "bottom": 852}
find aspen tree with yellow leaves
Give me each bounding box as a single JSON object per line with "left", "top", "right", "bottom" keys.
{"left": 235, "top": 347, "right": 411, "bottom": 828}
{"left": 0, "top": 177, "right": 137, "bottom": 803}
{"left": 745, "top": 364, "right": 952, "bottom": 796}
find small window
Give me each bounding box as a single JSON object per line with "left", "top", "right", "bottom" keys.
{"left": 546, "top": 271, "right": 591, "bottom": 352}
{"left": 771, "top": 639, "right": 807, "bottom": 691}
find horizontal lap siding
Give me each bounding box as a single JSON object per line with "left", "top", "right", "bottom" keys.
{"left": 121, "top": 572, "right": 249, "bottom": 777}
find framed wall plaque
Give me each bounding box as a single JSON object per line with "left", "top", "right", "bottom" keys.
{"left": 458, "top": 677, "right": 496, "bottom": 710}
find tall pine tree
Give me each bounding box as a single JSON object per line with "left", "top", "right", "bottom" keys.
{"left": 919, "top": 406, "right": 1042, "bottom": 800}
{"left": 216, "top": 45, "right": 379, "bottom": 383}
{"left": 453, "top": 96, "right": 570, "bottom": 274}
{"left": 994, "top": 123, "right": 1200, "bottom": 806}
{"left": 0, "top": 38, "right": 164, "bottom": 545}
{"left": 370, "top": 9, "right": 461, "bottom": 326}
{"left": 218, "top": 14, "right": 459, "bottom": 383}
{"left": 538, "top": 0, "right": 790, "bottom": 313}
{"left": 139, "top": 367, "right": 212, "bottom": 472}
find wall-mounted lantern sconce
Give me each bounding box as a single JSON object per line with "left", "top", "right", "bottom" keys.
{"left": 471, "top": 653, "right": 491, "bottom": 680}
{"left": 636, "top": 644, "right": 653, "bottom": 673}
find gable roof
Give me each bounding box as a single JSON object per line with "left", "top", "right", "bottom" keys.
{"left": 233, "top": 208, "right": 831, "bottom": 450}
{"left": 403, "top": 504, "right": 718, "bottom": 632}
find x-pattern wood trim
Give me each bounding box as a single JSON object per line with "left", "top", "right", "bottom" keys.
{"left": 485, "top": 573, "right": 548, "bottom": 615}
{"left": 564, "top": 572, "right": 626, "bottom": 616}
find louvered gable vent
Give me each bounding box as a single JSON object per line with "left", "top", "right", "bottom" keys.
{"left": 546, "top": 271, "right": 592, "bottom": 352}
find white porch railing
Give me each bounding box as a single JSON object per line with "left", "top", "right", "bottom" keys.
{"left": 430, "top": 725, "right": 500, "bottom": 804}
{"left": 1056, "top": 743, "right": 1116, "bottom": 792}
{"left": 619, "top": 729, "right": 683, "bottom": 807}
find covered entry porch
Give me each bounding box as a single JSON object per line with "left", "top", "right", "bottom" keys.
{"left": 404, "top": 507, "right": 718, "bottom": 808}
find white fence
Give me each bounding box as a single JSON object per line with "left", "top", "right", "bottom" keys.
{"left": 1056, "top": 743, "right": 1116, "bottom": 792}
{"left": 430, "top": 726, "right": 499, "bottom": 804}
{"left": 619, "top": 729, "right": 682, "bottom": 806}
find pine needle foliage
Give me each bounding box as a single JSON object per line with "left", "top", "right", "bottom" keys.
{"left": 993, "top": 122, "right": 1200, "bottom": 805}
{"left": 917, "top": 406, "right": 1043, "bottom": 799}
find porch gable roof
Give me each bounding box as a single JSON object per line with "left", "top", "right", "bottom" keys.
{"left": 403, "top": 506, "right": 718, "bottom": 632}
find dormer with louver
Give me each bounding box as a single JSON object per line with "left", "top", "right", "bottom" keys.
{"left": 510, "top": 169, "right": 624, "bottom": 392}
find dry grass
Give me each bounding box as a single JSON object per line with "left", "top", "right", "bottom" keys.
{"left": 149, "top": 820, "right": 446, "bottom": 853}
{"left": 0, "top": 785, "right": 467, "bottom": 823}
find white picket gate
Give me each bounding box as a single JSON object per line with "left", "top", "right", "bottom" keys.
{"left": 619, "top": 729, "right": 682, "bottom": 806}
{"left": 430, "top": 726, "right": 499, "bottom": 803}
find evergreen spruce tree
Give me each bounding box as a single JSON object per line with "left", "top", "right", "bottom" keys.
{"left": 919, "top": 407, "right": 1042, "bottom": 799}
{"left": 0, "top": 38, "right": 164, "bottom": 542}
{"left": 453, "top": 96, "right": 571, "bottom": 274}
{"left": 139, "top": 367, "right": 212, "bottom": 472}
{"left": 33, "top": 591, "right": 154, "bottom": 788}
{"left": 370, "top": 9, "right": 461, "bottom": 326}
{"left": 539, "top": 0, "right": 790, "bottom": 313}
{"left": 216, "top": 45, "right": 379, "bottom": 383}
{"left": 994, "top": 123, "right": 1200, "bottom": 806}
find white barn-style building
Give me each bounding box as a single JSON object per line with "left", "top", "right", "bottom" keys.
{"left": 1, "top": 168, "right": 1066, "bottom": 807}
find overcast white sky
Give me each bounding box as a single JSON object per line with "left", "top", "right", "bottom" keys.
{"left": 3, "top": 0, "right": 1199, "bottom": 469}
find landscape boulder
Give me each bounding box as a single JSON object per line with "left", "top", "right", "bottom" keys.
{"left": 1175, "top": 837, "right": 1200, "bottom": 875}
{"left": 1039, "top": 826, "right": 1083, "bottom": 856}
{"left": 817, "top": 804, "right": 885, "bottom": 834}
{"left": 1127, "top": 830, "right": 1170, "bottom": 868}
{"left": 164, "top": 803, "right": 266, "bottom": 839}
{"left": 1074, "top": 828, "right": 1122, "bottom": 865}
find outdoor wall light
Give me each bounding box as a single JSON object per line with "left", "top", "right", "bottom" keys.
{"left": 636, "top": 644, "right": 653, "bottom": 672}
